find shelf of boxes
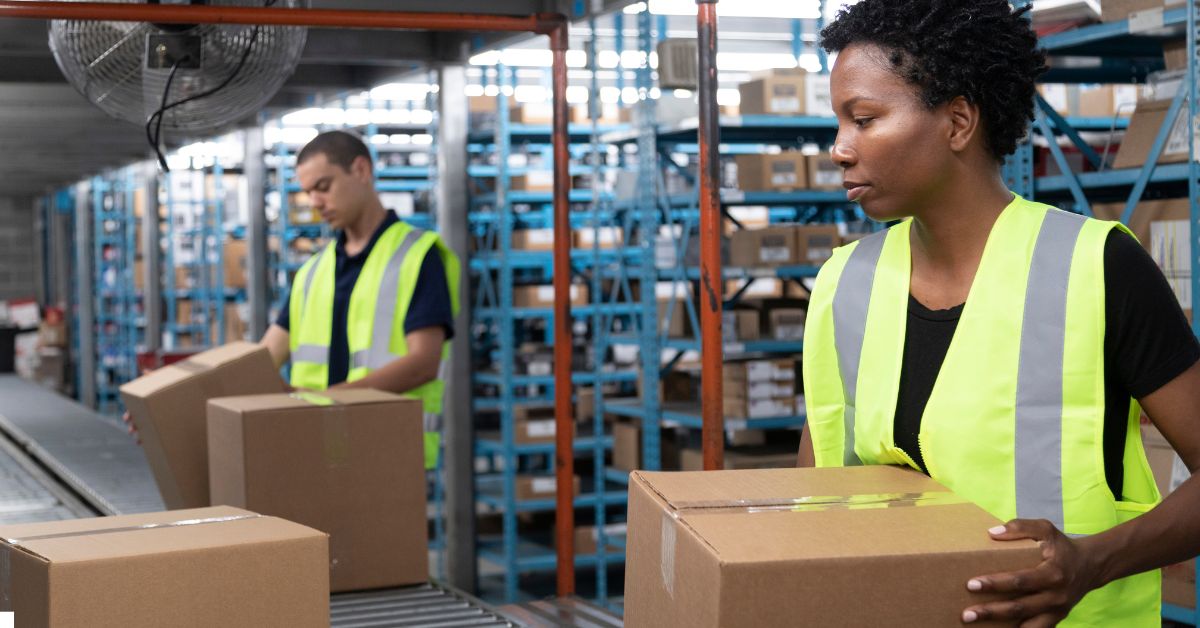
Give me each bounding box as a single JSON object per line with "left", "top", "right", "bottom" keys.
{"left": 89, "top": 170, "right": 141, "bottom": 415}
{"left": 1018, "top": 7, "right": 1199, "bottom": 624}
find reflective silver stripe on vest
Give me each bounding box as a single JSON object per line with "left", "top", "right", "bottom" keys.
{"left": 1015, "top": 210, "right": 1084, "bottom": 528}
{"left": 301, "top": 246, "right": 328, "bottom": 316}
{"left": 355, "top": 228, "right": 427, "bottom": 371}
{"left": 831, "top": 230, "right": 888, "bottom": 466}
{"left": 292, "top": 343, "right": 329, "bottom": 365}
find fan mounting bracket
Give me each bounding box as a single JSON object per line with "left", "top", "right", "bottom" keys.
{"left": 146, "top": 33, "right": 202, "bottom": 69}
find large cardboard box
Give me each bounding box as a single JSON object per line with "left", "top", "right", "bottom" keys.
{"left": 738, "top": 70, "right": 831, "bottom": 116}
{"left": 513, "top": 284, "right": 589, "bottom": 308}
{"left": 1112, "top": 99, "right": 1191, "bottom": 170}
{"left": 207, "top": 390, "right": 429, "bottom": 592}
{"left": 735, "top": 153, "right": 808, "bottom": 192}
{"left": 613, "top": 420, "right": 682, "bottom": 472}
{"left": 1100, "top": 0, "right": 1184, "bottom": 22}
{"left": 224, "top": 238, "right": 247, "bottom": 289}
{"left": 729, "top": 226, "right": 797, "bottom": 267}
{"left": 624, "top": 466, "right": 1041, "bottom": 627}
{"left": 119, "top": 342, "right": 287, "bottom": 510}
{"left": 0, "top": 506, "right": 329, "bottom": 627}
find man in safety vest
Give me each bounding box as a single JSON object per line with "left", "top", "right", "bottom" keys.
{"left": 261, "top": 130, "right": 460, "bottom": 470}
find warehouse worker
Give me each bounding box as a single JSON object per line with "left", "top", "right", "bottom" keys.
{"left": 261, "top": 130, "right": 460, "bottom": 470}
{"left": 798, "top": 1, "right": 1200, "bottom": 625}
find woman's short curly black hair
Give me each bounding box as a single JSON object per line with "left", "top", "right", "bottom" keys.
{"left": 821, "top": 0, "right": 1048, "bottom": 161}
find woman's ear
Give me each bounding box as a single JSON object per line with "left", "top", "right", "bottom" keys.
{"left": 946, "top": 96, "right": 981, "bottom": 154}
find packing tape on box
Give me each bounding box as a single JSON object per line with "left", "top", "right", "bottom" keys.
{"left": 670, "top": 491, "right": 969, "bottom": 513}
{"left": 0, "top": 514, "right": 263, "bottom": 607}
{"left": 290, "top": 392, "right": 350, "bottom": 469}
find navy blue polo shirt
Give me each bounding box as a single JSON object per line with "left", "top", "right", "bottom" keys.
{"left": 276, "top": 211, "right": 455, "bottom": 387}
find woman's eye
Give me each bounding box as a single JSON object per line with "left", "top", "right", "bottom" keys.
{"left": 854, "top": 117, "right": 873, "bottom": 128}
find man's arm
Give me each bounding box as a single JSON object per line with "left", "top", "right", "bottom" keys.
{"left": 331, "top": 326, "right": 445, "bottom": 394}
{"left": 260, "top": 324, "right": 291, "bottom": 369}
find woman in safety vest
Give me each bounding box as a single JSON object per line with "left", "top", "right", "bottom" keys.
{"left": 799, "top": 1, "right": 1200, "bottom": 625}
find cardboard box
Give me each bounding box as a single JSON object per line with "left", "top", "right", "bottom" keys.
{"left": 730, "top": 226, "right": 797, "bottom": 267}
{"left": 224, "top": 238, "right": 248, "bottom": 289}
{"left": 511, "top": 171, "right": 555, "bottom": 192}
{"left": 805, "top": 153, "right": 842, "bottom": 190}
{"left": 722, "top": 309, "right": 760, "bottom": 342}
{"left": 624, "top": 466, "right": 1041, "bottom": 627}
{"left": 1164, "top": 39, "right": 1189, "bottom": 72}
{"left": 1092, "top": 198, "right": 1189, "bottom": 252}
{"left": 768, "top": 307, "right": 807, "bottom": 341}
{"left": 207, "top": 390, "right": 429, "bottom": 592}
{"left": 31, "top": 349, "right": 65, "bottom": 391}
{"left": 0, "top": 506, "right": 329, "bottom": 628}
{"left": 724, "top": 379, "right": 795, "bottom": 401}
{"left": 119, "top": 342, "right": 287, "bottom": 509}
{"left": 722, "top": 395, "right": 795, "bottom": 418}
{"left": 516, "top": 474, "right": 582, "bottom": 501}
{"left": 795, "top": 224, "right": 841, "bottom": 265}
{"left": 575, "top": 523, "right": 627, "bottom": 555}
{"left": 738, "top": 70, "right": 831, "bottom": 116}
{"left": 571, "top": 103, "right": 621, "bottom": 125}
{"left": 612, "top": 420, "right": 682, "bottom": 472}
{"left": 724, "top": 278, "right": 806, "bottom": 301}
{"left": 1100, "top": 0, "right": 1184, "bottom": 22}
{"left": 510, "top": 103, "right": 554, "bottom": 124}
{"left": 726, "top": 428, "right": 766, "bottom": 447}
{"left": 574, "top": 227, "right": 625, "bottom": 249}
{"left": 576, "top": 387, "right": 596, "bottom": 424}
{"left": 735, "top": 153, "right": 808, "bottom": 192}
{"left": 725, "top": 359, "right": 796, "bottom": 385}
{"left": 1112, "top": 99, "right": 1191, "bottom": 170}
{"left": 512, "top": 228, "right": 556, "bottom": 251}
{"left": 38, "top": 320, "right": 67, "bottom": 348}
{"left": 513, "top": 284, "right": 589, "bottom": 308}
{"left": 515, "top": 416, "right": 576, "bottom": 445}
{"left": 659, "top": 300, "right": 691, "bottom": 337}
{"left": 680, "top": 447, "right": 796, "bottom": 471}
{"left": 223, "top": 302, "right": 246, "bottom": 342}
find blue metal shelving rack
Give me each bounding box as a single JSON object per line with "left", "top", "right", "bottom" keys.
{"left": 1016, "top": 6, "right": 1200, "bottom": 624}
{"left": 90, "top": 169, "right": 141, "bottom": 415}
{"left": 162, "top": 166, "right": 230, "bottom": 350}
{"left": 467, "top": 52, "right": 637, "bottom": 603}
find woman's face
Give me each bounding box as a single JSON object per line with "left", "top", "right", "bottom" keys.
{"left": 830, "top": 43, "right": 957, "bottom": 222}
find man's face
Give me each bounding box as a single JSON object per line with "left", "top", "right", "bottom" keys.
{"left": 295, "top": 153, "right": 373, "bottom": 230}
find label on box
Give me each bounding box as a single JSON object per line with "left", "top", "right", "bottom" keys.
{"left": 1128, "top": 8, "right": 1164, "bottom": 34}
{"left": 760, "top": 234, "right": 792, "bottom": 263}
{"left": 813, "top": 168, "right": 842, "bottom": 187}
{"left": 528, "top": 360, "right": 552, "bottom": 377}
{"left": 770, "top": 85, "right": 801, "bottom": 113}
{"left": 529, "top": 230, "right": 554, "bottom": 245}
{"left": 532, "top": 478, "right": 557, "bottom": 493}
{"left": 748, "top": 381, "right": 793, "bottom": 399}
{"left": 774, "top": 324, "right": 805, "bottom": 341}
{"left": 526, "top": 419, "right": 556, "bottom": 438}
{"left": 805, "top": 75, "right": 834, "bottom": 116}
{"left": 770, "top": 161, "right": 798, "bottom": 187}
{"left": 593, "top": 523, "right": 628, "bottom": 540}
{"left": 746, "top": 398, "right": 795, "bottom": 418}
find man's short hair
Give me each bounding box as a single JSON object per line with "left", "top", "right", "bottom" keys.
{"left": 297, "top": 130, "right": 373, "bottom": 171}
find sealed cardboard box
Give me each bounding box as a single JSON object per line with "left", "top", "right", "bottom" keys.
{"left": 1164, "top": 39, "right": 1189, "bottom": 71}
{"left": 722, "top": 309, "right": 760, "bottom": 343}
{"left": 512, "top": 228, "right": 555, "bottom": 251}
{"left": 516, "top": 474, "right": 582, "bottom": 501}
{"left": 207, "top": 390, "right": 428, "bottom": 592}
{"left": 119, "top": 342, "right": 287, "bottom": 509}
{"left": 738, "top": 69, "right": 831, "bottom": 116}
{"left": 624, "top": 466, "right": 1041, "bottom": 627}
{"left": 768, "top": 307, "right": 807, "bottom": 341}
{"left": 730, "top": 226, "right": 798, "bottom": 267}
{"left": 574, "top": 523, "right": 627, "bottom": 555}
{"left": 735, "top": 153, "right": 808, "bottom": 192}
{"left": 1112, "top": 99, "right": 1191, "bottom": 170}
{"left": 515, "top": 416, "right": 576, "bottom": 445}
{"left": 805, "top": 153, "right": 842, "bottom": 190}
{"left": 0, "top": 506, "right": 329, "bottom": 628}
{"left": 224, "top": 238, "right": 247, "bottom": 289}
{"left": 724, "top": 359, "right": 795, "bottom": 385}
{"left": 574, "top": 226, "right": 625, "bottom": 249}
{"left": 795, "top": 224, "right": 841, "bottom": 265}
{"left": 513, "top": 284, "right": 589, "bottom": 308}
{"left": 511, "top": 171, "right": 555, "bottom": 192}
{"left": 722, "top": 395, "right": 795, "bottom": 418}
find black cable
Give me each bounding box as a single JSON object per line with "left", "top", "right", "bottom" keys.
{"left": 145, "top": 0, "right": 280, "bottom": 171}
{"left": 146, "top": 59, "right": 182, "bottom": 171}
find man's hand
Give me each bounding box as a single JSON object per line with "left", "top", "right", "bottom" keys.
{"left": 962, "top": 519, "right": 1099, "bottom": 627}
{"left": 121, "top": 411, "right": 141, "bottom": 445}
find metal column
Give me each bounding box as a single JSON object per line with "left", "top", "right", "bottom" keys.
{"left": 696, "top": 0, "right": 724, "bottom": 471}
{"left": 141, "top": 163, "right": 162, "bottom": 353}
{"left": 436, "top": 62, "right": 477, "bottom": 594}
{"left": 244, "top": 127, "right": 269, "bottom": 339}
{"left": 73, "top": 181, "right": 95, "bottom": 408}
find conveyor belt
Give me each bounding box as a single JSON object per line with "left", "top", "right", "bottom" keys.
{"left": 0, "top": 376, "right": 522, "bottom": 627}
{"left": 496, "top": 597, "right": 624, "bottom": 627}
{"left": 0, "top": 375, "right": 163, "bottom": 515}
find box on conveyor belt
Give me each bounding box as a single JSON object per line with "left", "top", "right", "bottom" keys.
{"left": 624, "top": 466, "right": 1041, "bottom": 627}
{"left": 206, "top": 390, "right": 428, "bottom": 593}
{"left": 0, "top": 506, "right": 329, "bottom": 628}
{"left": 119, "top": 342, "right": 286, "bottom": 510}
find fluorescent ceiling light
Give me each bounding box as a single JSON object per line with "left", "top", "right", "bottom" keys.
{"left": 646, "top": 0, "right": 821, "bottom": 18}
{"left": 369, "top": 83, "right": 433, "bottom": 102}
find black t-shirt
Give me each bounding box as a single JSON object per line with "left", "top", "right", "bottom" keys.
{"left": 894, "top": 229, "right": 1199, "bottom": 498}
{"left": 276, "top": 212, "right": 455, "bottom": 388}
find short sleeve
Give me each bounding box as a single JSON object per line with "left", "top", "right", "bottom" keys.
{"left": 403, "top": 248, "right": 455, "bottom": 340}
{"left": 275, "top": 287, "right": 291, "bottom": 331}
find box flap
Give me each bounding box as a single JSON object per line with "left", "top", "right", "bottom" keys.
{"left": 0, "top": 506, "right": 325, "bottom": 564}
{"left": 186, "top": 341, "right": 266, "bottom": 368}
{"left": 118, "top": 342, "right": 265, "bottom": 398}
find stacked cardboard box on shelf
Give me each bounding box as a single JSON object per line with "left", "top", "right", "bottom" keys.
{"left": 512, "top": 283, "right": 590, "bottom": 308}
{"left": 729, "top": 224, "right": 841, "bottom": 269}
{"left": 207, "top": 390, "right": 429, "bottom": 592}
{"left": 624, "top": 466, "right": 1042, "bottom": 627}
{"left": 1092, "top": 199, "right": 1193, "bottom": 320}
{"left": 0, "top": 506, "right": 330, "bottom": 628}
{"left": 516, "top": 474, "right": 582, "bottom": 501}
{"left": 737, "top": 69, "right": 832, "bottom": 116}
{"left": 612, "top": 419, "right": 683, "bottom": 472}
{"left": 723, "top": 359, "right": 797, "bottom": 418}
{"left": 735, "top": 153, "right": 808, "bottom": 192}
{"left": 1100, "top": 0, "right": 1184, "bottom": 23}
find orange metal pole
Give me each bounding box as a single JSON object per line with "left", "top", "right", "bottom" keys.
{"left": 549, "top": 21, "right": 576, "bottom": 597}
{"left": 697, "top": 0, "right": 724, "bottom": 472}
{"left": 0, "top": 1, "right": 561, "bottom": 33}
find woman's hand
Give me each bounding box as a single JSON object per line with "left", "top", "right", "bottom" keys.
{"left": 962, "top": 519, "right": 1101, "bottom": 627}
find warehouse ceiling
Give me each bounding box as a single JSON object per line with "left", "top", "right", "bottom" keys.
{"left": 0, "top": 0, "right": 636, "bottom": 197}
